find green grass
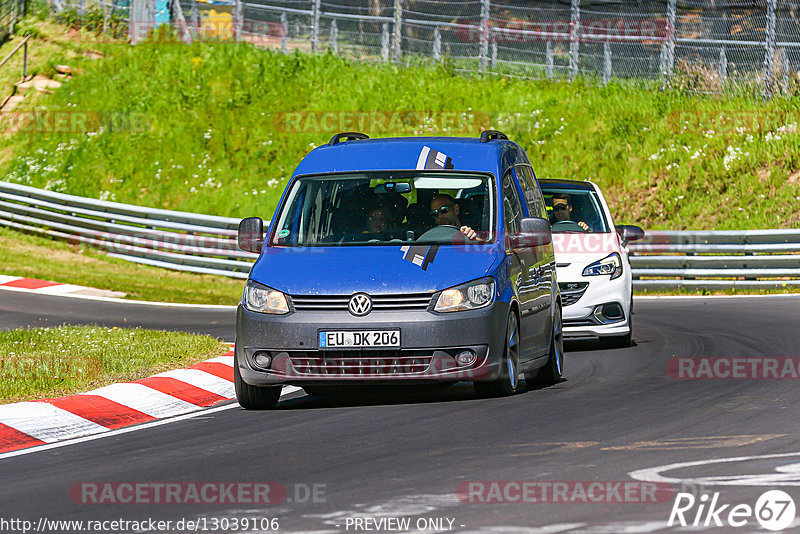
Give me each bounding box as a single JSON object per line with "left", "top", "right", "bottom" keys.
{"left": 0, "top": 324, "right": 228, "bottom": 403}
{"left": 637, "top": 286, "right": 800, "bottom": 297}
{"left": 0, "top": 19, "right": 798, "bottom": 300}
{"left": 0, "top": 22, "right": 798, "bottom": 230}
{"left": 0, "top": 226, "right": 244, "bottom": 304}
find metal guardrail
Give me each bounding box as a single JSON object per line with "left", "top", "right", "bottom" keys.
{"left": 628, "top": 230, "right": 800, "bottom": 290}
{"left": 1, "top": 180, "right": 799, "bottom": 290}
{"left": 0, "top": 180, "right": 257, "bottom": 279}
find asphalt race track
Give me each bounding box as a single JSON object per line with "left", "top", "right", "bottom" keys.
{"left": 0, "top": 291, "right": 235, "bottom": 341}
{"left": 2, "top": 291, "right": 800, "bottom": 532}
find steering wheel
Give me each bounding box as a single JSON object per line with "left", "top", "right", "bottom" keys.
{"left": 417, "top": 224, "right": 462, "bottom": 242}
{"left": 551, "top": 220, "right": 586, "bottom": 232}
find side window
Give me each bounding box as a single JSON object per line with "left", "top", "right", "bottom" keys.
{"left": 502, "top": 170, "right": 524, "bottom": 236}
{"left": 516, "top": 165, "right": 546, "bottom": 218}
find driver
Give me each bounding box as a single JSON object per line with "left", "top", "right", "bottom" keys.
{"left": 429, "top": 194, "right": 480, "bottom": 240}
{"left": 551, "top": 194, "right": 589, "bottom": 231}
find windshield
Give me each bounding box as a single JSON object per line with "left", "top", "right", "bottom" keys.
{"left": 271, "top": 171, "right": 495, "bottom": 246}
{"left": 539, "top": 185, "right": 610, "bottom": 233}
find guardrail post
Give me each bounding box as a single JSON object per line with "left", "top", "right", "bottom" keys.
{"left": 603, "top": 41, "right": 611, "bottom": 84}
{"left": 381, "top": 22, "right": 390, "bottom": 61}
{"left": 433, "top": 25, "right": 441, "bottom": 62}
{"left": 490, "top": 39, "right": 497, "bottom": 72}
{"left": 392, "top": 0, "right": 402, "bottom": 61}
{"left": 23, "top": 40, "right": 28, "bottom": 78}
{"left": 479, "top": 0, "right": 490, "bottom": 75}
{"left": 763, "top": 0, "right": 777, "bottom": 100}
{"left": 546, "top": 41, "right": 553, "bottom": 78}
{"left": 311, "top": 0, "right": 321, "bottom": 53}
{"left": 568, "top": 0, "right": 580, "bottom": 80}
{"left": 280, "top": 13, "right": 288, "bottom": 53}
{"left": 664, "top": 0, "right": 676, "bottom": 79}
{"left": 718, "top": 47, "right": 727, "bottom": 84}
{"left": 330, "top": 19, "right": 338, "bottom": 54}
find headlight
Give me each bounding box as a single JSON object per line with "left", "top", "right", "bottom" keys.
{"left": 582, "top": 252, "right": 623, "bottom": 280}
{"left": 433, "top": 278, "right": 495, "bottom": 313}
{"left": 243, "top": 280, "right": 290, "bottom": 314}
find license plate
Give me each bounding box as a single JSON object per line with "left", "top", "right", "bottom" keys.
{"left": 318, "top": 330, "right": 400, "bottom": 349}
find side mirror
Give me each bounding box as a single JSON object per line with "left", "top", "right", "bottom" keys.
{"left": 511, "top": 217, "right": 553, "bottom": 248}
{"left": 616, "top": 225, "right": 645, "bottom": 246}
{"left": 238, "top": 217, "right": 264, "bottom": 253}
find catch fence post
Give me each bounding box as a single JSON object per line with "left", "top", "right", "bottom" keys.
{"left": 568, "top": 0, "right": 580, "bottom": 80}
{"left": 433, "top": 25, "right": 441, "bottom": 62}
{"left": 311, "top": 0, "right": 320, "bottom": 53}
{"left": 392, "top": 0, "right": 402, "bottom": 61}
{"left": 330, "top": 19, "right": 338, "bottom": 54}
{"left": 763, "top": 0, "right": 777, "bottom": 99}
{"left": 281, "top": 12, "right": 288, "bottom": 53}
{"left": 381, "top": 22, "right": 389, "bottom": 61}
{"left": 665, "top": 0, "right": 676, "bottom": 78}
{"left": 479, "top": 0, "right": 489, "bottom": 75}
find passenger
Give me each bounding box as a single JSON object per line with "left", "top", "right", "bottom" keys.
{"left": 382, "top": 192, "right": 409, "bottom": 227}
{"left": 551, "top": 193, "right": 589, "bottom": 231}
{"left": 429, "top": 194, "right": 480, "bottom": 240}
{"left": 365, "top": 205, "right": 394, "bottom": 235}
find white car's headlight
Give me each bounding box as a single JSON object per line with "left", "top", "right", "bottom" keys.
{"left": 243, "top": 280, "right": 290, "bottom": 314}
{"left": 433, "top": 278, "right": 495, "bottom": 313}
{"left": 582, "top": 252, "right": 623, "bottom": 280}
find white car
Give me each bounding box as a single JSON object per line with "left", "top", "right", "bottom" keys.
{"left": 538, "top": 179, "right": 644, "bottom": 348}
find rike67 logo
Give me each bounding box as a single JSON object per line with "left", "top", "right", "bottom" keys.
{"left": 668, "top": 490, "right": 796, "bottom": 531}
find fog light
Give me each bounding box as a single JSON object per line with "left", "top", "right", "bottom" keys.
{"left": 456, "top": 350, "right": 477, "bottom": 367}
{"left": 593, "top": 303, "right": 625, "bottom": 324}
{"left": 602, "top": 303, "right": 624, "bottom": 320}
{"left": 253, "top": 351, "right": 272, "bottom": 368}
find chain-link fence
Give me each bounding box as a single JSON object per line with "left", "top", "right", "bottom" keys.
{"left": 122, "top": 0, "right": 800, "bottom": 98}
{"left": 38, "top": 0, "right": 132, "bottom": 40}
{"left": 0, "top": 0, "right": 26, "bottom": 40}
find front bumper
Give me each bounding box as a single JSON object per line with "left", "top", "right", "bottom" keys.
{"left": 236, "top": 302, "right": 509, "bottom": 386}
{"left": 557, "top": 265, "right": 631, "bottom": 339}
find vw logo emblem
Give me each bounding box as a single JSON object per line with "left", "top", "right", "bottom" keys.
{"left": 348, "top": 293, "right": 372, "bottom": 316}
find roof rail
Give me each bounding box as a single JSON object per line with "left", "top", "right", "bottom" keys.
{"left": 480, "top": 130, "right": 508, "bottom": 143}
{"left": 329, "top": 132, "right": 370, "bottom": 145}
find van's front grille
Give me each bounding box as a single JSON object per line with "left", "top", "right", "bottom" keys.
{"left": 288, "top": 350, "right": 433, "bottom": 376}
{"left": 290, "top": 293, "right": 432, "bottom": 312}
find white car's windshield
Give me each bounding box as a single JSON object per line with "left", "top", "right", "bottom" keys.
{"left": 539, "top": 185, "right": 610, "bottom": 233}
{"left": 271, "top": 171, "right": 495, "bottom": 246}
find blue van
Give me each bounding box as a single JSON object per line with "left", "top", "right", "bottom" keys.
{"left": 235, "top": 131, "right": 563, "bottom": 409}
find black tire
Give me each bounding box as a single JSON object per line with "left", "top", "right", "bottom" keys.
{"left": 234, "top": 361, "right": 281, "bottom": 410}
{"left": 528, "top": 303, "right": 564, "bottom": 386}
{"left": 474, "top": 311, "right": 521, "bottom": 398}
